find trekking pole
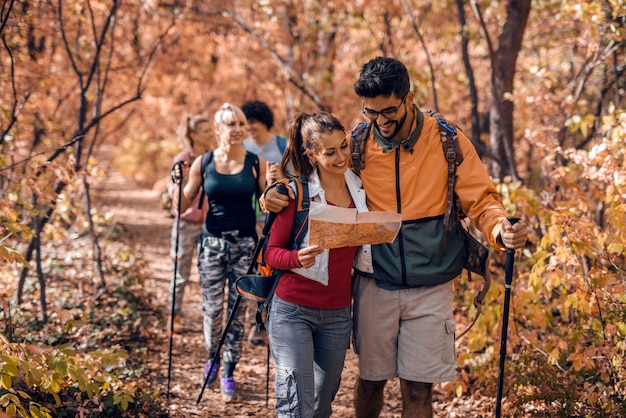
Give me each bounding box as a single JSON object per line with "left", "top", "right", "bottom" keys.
{"left": 495, "top": 217, "right": 520, "bottom": 418}
{"left": 265, "top": 336, "right": 271, "bottom": 407}
{"left": 196, "top": 184, "right": 288, "bottom": 405}
{"left": 166, "top": 161, "right": 185, "bottom": 400}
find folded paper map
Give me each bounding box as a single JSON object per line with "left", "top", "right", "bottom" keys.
{"left": 308, "top": 203, "right": 402, "bottom": 249}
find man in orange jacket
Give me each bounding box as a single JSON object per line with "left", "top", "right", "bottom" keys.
{"left": 263, "top": 57, "right": 528, "bottom": 417}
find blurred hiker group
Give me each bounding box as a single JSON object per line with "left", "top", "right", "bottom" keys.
{"left": 165, "top": 57, "right": 529, "bottom": 417}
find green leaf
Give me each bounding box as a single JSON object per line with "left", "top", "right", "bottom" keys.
{"left": 1, "top": 355, "right": 19, "bottom": 367}
{"left": 0, "top": 392, "right": 20, "bottom": 407}
{"left": 16, "top": 390, "right": 31, "bottom": 399}
{"left": 7, "top": 403, "right": 17, "bottom": 416}
{"left": 29, "top": 404, "right": 44, "bottom": 418}
{"left": 1, "top": 374, "right": 13, "bottom": 390}
{"left": 3, "top": 364, "right": 19, "bottom": 377}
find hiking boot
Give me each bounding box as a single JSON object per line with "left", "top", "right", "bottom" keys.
{"left": 203, "top": 359, "right": 220, "bottom": 388}
{"left": 220, "top": 377, "right": 237, "bottom": 402}
{"left": 247, "top": 326, "right": 266, "bottom": 346}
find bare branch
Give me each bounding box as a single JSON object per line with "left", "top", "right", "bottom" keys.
{"left": 227, "top": 10, "right": 327, "bottom": 110}
{"left": 135, "top": 10, "right": 177, "bottom": 97}
{"left": 0, "top": 0, "right": 15, "bottom": 35}
{"left": 0, "top": 34, "right": 30, "bottom": 145}
{"left": 82, "top": 0, "right": 121, "bottom": 97}
{"left": 58, "top": 0, "right": 83, "bottom": 84}
{"left": 399, "top": 0, "right": 439, "bottom": 111}
{"left": 469, "top": 0, "right": 495, "bottom": 66}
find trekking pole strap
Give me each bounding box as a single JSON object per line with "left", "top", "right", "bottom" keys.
{"left": 456, "top": 266, "right": 491, "bottom": 340}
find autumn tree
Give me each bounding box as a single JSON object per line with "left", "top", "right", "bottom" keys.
{"left": 1, "top": 0, "right": 174, "bottom": 321}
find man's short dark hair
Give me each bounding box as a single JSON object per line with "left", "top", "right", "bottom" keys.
{"left": 241, "top": 100, "right": 274, "bottom": 130}
{"left": 354, "top": 57, "right": 410, "bottom": 99}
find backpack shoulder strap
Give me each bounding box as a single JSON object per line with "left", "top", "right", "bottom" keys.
{"left": 256, "top": 175, "right": 310, "bottom": 323}
{"left": 349, "top": 122, "right": 371, "bottom": 176}
{"left": 425, "top": 111, "right": 463, "bottom": 231}
{"left": 197, "top": 151, "right": 214, "bottom": 209}
{"left": 289, "top": 175, "right": 310, "bottom": 249}
{"left": 246, "top": 151, "right": 262, "bottom": 199}
{"left": 276, "top": 135, "right": 287, "bottom": 154}
{"left": 200, "top": 151, "right": 214, "bottom": 176}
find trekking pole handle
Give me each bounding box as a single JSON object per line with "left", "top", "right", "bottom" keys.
{"left": 171, "top": 161, "right": 185, "bottom": 185}
{"left": 505, "top": 216, "right": 521, "bottom": 253}
{"left": 504, "top": 217, "right": 520, "bottom": 286}
{"left": 507, "top": 216, "right": 521, "bottom": 226}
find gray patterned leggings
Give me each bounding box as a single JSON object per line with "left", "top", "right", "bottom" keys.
{"left": 197, "top": 232, "right": 256, "bottom": 364}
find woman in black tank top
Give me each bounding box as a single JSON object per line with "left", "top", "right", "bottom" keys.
{"left": 173, "top": 103, "right": 267, "bottom": 402}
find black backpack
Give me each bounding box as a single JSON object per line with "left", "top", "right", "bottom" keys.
{"left": 235, "top": 176, "right": 311, "bottom": 330}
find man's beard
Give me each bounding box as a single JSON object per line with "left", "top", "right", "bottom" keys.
{"left": 375, "top": 112, "right": 408, "bottom": 140}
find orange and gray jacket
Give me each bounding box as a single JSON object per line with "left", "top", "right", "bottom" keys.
{"left": 352, "top": 107, "right": 507, "bottom": 289}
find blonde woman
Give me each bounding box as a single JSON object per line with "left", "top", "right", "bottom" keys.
{"left": 173, "top": 103, "right": 267, "bottom": 402}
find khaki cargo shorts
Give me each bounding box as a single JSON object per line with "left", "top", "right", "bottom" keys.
{"left": 352, "top": 274, "right": 457, "bottom": 383}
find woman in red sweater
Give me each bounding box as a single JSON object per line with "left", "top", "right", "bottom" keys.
{"left": 265, "top": 112, "right": 372, "bottom": 418}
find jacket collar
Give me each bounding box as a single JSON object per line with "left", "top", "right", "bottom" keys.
{"left": 306, "top": 168, "right": 363, "bottom": 203}
{"left": 373, "top": 104, "right": 424, "bottom": 153}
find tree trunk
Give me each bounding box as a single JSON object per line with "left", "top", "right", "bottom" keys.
{"left": 489, "top": 0, "right": 531, "bottom": 181}
{"left": 455, "top": 0, "right": 487, "bottom": 157}
{"left": 83, "top": 176, "right": 107, "bottom": 288}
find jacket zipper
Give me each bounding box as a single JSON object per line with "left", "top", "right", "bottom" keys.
{"left": 395, "top": 147, "right": 407, "bottom": 286}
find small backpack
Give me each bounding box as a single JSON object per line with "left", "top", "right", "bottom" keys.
{"left": 235, "top": 175, "right": 311, "bottom": 330}
{"left": 349, "top": 111, "right": 490, "bottom": 339}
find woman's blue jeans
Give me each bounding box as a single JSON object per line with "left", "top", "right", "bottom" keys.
{"left": 268, "top": 295, "right": 351, "bottom": 418}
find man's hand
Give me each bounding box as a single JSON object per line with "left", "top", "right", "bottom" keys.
{"left": 297, "top": 245, "right": 323, "bottom": 268}
{"left": 500, "top": 219, "right": 528, "bottom": 250}
{"left": 264, "top": 184, "right": 293, "bottom": 213}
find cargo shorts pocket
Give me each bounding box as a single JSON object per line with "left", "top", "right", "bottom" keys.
{"left": 274, "top": 367, "right": 300, "bottom": 417}
{"left": 442, "top": 318, "right": 456, "bottom": 364}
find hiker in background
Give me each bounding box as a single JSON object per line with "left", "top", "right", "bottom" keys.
{"left": 241, "top": 99, "right": 289, "bottom": 346}
{"left": 172, "top": 103, "right": 267, "bottom": 402}
{"left": 264, "top": 112, "right": 372, "bottom": 418}
{"left": 263, "top": 57, "right": 528, "bottom": 417}
{"left": 242, "top": 100, "right": 287, "bottom": 184}
{"left": 167, "top": 113, "right": 215, "bottom": 333}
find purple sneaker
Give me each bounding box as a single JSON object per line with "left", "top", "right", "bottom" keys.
{"left": 220, "top": 377, "right": 237, "bottom": 402}
{"left": 203, "top": 359, "right": 220, "bottom": 388}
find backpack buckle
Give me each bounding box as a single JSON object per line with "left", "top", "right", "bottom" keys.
{"left": 438, "top": 119, "right": 456, "bottom": 134}
{"left": 351, "top": 121, "right": 369, "bottom": 137}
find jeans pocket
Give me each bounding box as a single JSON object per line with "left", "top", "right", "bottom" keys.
{"left": 441, "top": 317, "right": 456, "bottom": 364}
{"left": 274, "top": 367, "right": 300, "bottom": 417}
{"left": 271, "top": 297, "right": 300, "bottom": 318}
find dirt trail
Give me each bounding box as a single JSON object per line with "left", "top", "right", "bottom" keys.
{"left": 93, "top": 164, "right": 494, "bottom": 417}
{"left": 92, "top": 168, "right": 405, "bottom": 417}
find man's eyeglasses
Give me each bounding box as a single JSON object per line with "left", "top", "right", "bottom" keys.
{"left": 361, "top": 94, "right": 407, "bottom": 120}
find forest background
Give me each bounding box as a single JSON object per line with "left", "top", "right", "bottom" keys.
{"left": 1, "top": 0, "right": 625, "bottom": 417}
